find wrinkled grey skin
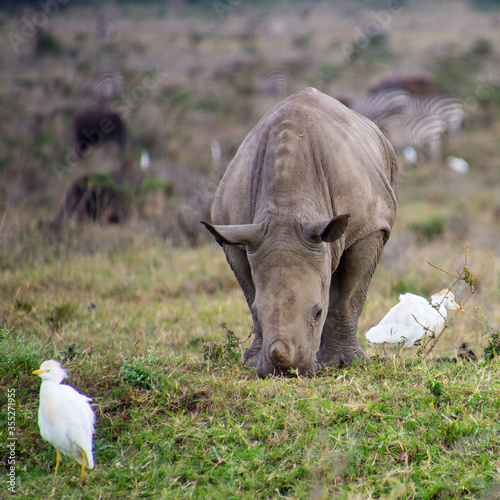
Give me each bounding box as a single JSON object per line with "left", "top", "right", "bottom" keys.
{"left": 203, "top": 88, "right": 398, "bottom": 377}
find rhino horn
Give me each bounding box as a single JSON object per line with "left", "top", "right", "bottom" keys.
{"left": 202, "top": 221, "right": 263, "bottom": 246}
{"left": 302, "top": 214, "right": 350, "bottom": 243}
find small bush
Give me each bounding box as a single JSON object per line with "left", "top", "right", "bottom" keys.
{"left": 15, "top": 299, "right": 34, "bottom": 313}
{"left": 0, "top": 326, "right": 50, "bottom": 381}
{"left": 202, "top": 322, "right": 242, "bottom": 368}
{"left": 482, "top": 325, "right": 500, "bottom": 361}
{"left": 35, "top": 29, "right": 63, "bottom": 57}
{"left": 471, "top": 38, "right": 493, "bottom": 58}
{"left": 120, "top": 348, "right": 162, "bottom": 390}
{"left": 59, "top": 343, "right": 84, "bottom": 363}
{"left": 349, "top": 32, "right": 394, "bottom": 64}
{"left": 430, "top": 53, "right": 480, "bottom": 96}
{"left": 408, "top": 216, "right": 446, "bottom": 242}
{"left": 293, "top": 35, "right": 311, "bottom": 49}
{"left": 47, "top": 301, "right": 78, "bottom": 329}
{"left": 317, "top": 62, "right": 342, "bottom": 81}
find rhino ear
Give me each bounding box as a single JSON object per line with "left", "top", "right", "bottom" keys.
{"left": 302, "top": 214, "right": 350, "bottom": 243}
{"left": 201, "top": 221, "right": 262, "bottom": 246}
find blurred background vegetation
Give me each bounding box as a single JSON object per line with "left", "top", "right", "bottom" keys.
{"left": 0, "top": 0, "right": 499, "bottom": 357}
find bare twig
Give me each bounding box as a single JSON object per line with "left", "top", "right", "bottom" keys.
{"left": 418, "top": 245, "right": 477, "bottom": 361}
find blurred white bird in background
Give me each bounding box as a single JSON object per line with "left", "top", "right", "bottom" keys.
{"left": 33, "top": 360, "right": 95, "bottom": 486}
{"left": 140, "top": 150, "right": 151, "bottom": 171}
{"left": 446, "top": 156, "right": 469, "bottom": 173}
{"left": 402, "top": 146, "right": 418, "bottom": 166}
{"left": 211, "top": 140, "right": 222, "bottom": 169}
{"left": 365, "top": 289, "right": 464, "bottom": 350}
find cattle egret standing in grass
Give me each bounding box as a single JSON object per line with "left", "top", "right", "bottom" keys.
{"left": 365, "top": 289, "right": 464, "bottom": 350}
{"left": 33, "top": 360, "right": 95, "bottom": 486}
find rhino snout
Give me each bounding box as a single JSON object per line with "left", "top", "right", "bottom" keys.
{"left": 268, "top": 339, "right": 293, "bottom": 367}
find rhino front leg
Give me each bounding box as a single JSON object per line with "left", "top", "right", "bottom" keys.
{"left": 317, "top": 231, "right": 386, "bottom": 367}
{"left": 222, "top": 245, "right": 262, "bottom": 367}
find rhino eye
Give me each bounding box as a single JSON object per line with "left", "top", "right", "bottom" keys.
{"left": 313, "top": 305, "right": 322, "bottom": 322}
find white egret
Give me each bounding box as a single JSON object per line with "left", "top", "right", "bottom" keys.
{"left": 402, "top": 146, "right": 418, "bottom": 166}
{"left": 365, "top": 289, "right": 464, "bottom": 349}
{"left": 211, "top": 140, "right": 222, "bottom": 169}
{"left": 140, "top": 150, "right": 151, "bottom": 171}
{"left": 446, "top": 156, "right": 469, "bottom": 173}
{"left": 33, "top": 360, "right": 95, "bottom": 485}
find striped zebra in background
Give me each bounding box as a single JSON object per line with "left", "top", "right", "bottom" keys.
{"left": 405, "top": 95, "right": 465, "bottom": 138}
{"left": 346, "top": 89, "right": 410, "bottom": 124}
{"left": 255, "top": 70, "right": 290, "bottom": 99}
{"left": 95, "top": 17, "right": 117, "bottom": 42}
{"left": 341, "top": 87, "right": 464, "bottom": 163}
{"left": 376, "top": 112, "right": 448, "bottom": 162}
{"left": 79, "top": 73, "right": 125, "bottom": 102}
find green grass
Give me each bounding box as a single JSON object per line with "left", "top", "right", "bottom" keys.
{"left": 1, "top": 241, "right": 499, "bottom": 499}
{"left": 2, "top": 324, "right": 500, "bottom": 499}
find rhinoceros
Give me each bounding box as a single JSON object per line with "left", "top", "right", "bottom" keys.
{"left": 203, "top": 87, "right": 398, "bottom": 377}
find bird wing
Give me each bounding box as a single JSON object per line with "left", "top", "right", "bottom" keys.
{"left": 59, "top": 385, "right": 96, "bottom": 468}
{"left": 376, "top": 297, "right": 424, "bottom": 326}
{"left": 366, "top": 294, "right": 444, "bottom": 347}
{"left": 398, "top": 293, "right": 430, "bottom": 306}
{"left": 366, "top": 323, "right": 425, "bottom": 346}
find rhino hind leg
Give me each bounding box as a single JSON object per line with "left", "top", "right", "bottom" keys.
{"left": 222, "top": 245, "right": 263, "bottom": 367}
{"left": 317, "top": 231, "right": 386, "bottom": 368}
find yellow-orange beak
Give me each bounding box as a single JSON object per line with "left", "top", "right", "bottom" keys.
{"left": 32, "top": 369, "right": 49, "bottom": 375}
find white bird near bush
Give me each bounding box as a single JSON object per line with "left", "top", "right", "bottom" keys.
{"left": 365, "top": 289, "right": 464, "bottom": 348}
{"left": 33, "top": 360, "right": 95, "bottom": 485}
{"left": 446, "top": 156, "right": 469, "bottom": 173}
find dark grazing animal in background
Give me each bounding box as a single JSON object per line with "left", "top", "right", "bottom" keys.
{"left": 203, "top": 88, "right": 398, "bottom": 377}
{"left": 49, "top": 156, "right": 144, "bottom": 232}
{"left": 74, "top": 108, "right": 126, "bottom": 158}
{"left": 368, "top": 75, "right": 440, "bottom": 96}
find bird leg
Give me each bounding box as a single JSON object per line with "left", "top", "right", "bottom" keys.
{"left": 396, "top": 340, "right": 405, "bottom": 360}
{"left": 81, "top": 451, "right": 86, "bottom": 485}
{"left": 53, "top": 450, "right": 61, "bottom": 486}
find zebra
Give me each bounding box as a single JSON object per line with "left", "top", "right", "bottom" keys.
{"left": 343, "top": 90, "right": 463, "bottom": 162}
{"left": 95, "top": 17, "right": 117, "bottom": 41}
{"left": 79, "top": 73, "right": 125, "bottom": 102}
{"left": 405, "top": 95, "right": 465, "bottom": 138}
{"left": 376, "top": 111, "right": 448, "bottom": 162}
{"left": 255, "top": 70, "right": 290, "bottom": 99}
{"left": 344, "top": 89, "right": 410, "bottom": 126}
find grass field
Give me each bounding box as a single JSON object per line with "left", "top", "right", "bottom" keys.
{"left": 1, "top": 0, "right": 500, "bottom": 498}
